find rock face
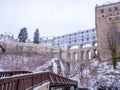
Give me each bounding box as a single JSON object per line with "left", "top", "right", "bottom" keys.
{"left": 0, "top": 41, "right": 59, "bottom": 71}
{"left": 0, "top": 41, "right": 60, "bottom": 56}
{"left": 0, "top": 52, "right": 52, "bottom": 71}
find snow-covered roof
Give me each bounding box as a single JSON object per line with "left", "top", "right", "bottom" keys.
{"left": 104, "top": 1, "right": 120, "bottom": 5}
{"left": 97, "top": 0, "right": 120, "bottom": 7}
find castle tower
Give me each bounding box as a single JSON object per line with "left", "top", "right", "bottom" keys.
{"left": 95, "top": 2, "right": 120, "bottom": 61}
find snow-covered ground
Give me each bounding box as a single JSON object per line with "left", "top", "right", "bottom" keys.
{"left": 33, "top": 58, "right": 120, "bottom": 90}
{"left": 34, "top": 57, "right": 120, "bottom": 89}
{"left": 93, "top": 61, "right": 120, "bottom": 89}
{"left": 0, "top": 55, "right": 120, "bottom": 89}
{"left": 69, "top": 59, "right": 120, "bottom": 89}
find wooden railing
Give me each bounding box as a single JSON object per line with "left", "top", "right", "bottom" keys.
{"left": 0, "top": 71, "right": 32, "bottom": 78}
{"left": 0, "top": 72, "right": 77, "bottom": 90}
{"left": 49, "top": 72, "right": 77, "bottom": 87}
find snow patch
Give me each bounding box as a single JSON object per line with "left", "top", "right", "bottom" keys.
{"left": 104, "top": 0, "right": 120, "bottom": 5}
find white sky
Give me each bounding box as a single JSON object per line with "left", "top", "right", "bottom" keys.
{"left": 0, "top": 0, "right": 119, "bottom": 39}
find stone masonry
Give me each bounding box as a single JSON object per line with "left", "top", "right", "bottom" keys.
{"left": 96, "top": 2, "right": 120, "bottom": 61}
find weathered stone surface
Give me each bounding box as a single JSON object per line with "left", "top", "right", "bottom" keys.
{"left": 0, "top": 41, "right": 61, "bottom": 56}
{"left": 96, "top": 3, "right": 120, "bottom": 61}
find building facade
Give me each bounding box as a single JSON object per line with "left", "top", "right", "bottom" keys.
{"left": 96, "top": 2, "right": 120, "bottom": 61}
{"left": 0, "top": 34, "right": 15, "bottom": 42}
{"left": 40, "top": 36, "right": 54, "bottom": 45}
{"left": 40, "top": 28, "right": 97, "bottom": 50}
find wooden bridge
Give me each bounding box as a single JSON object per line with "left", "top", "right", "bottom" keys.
{"left": 0, "top": 71, "right": 78, "bottom": 90}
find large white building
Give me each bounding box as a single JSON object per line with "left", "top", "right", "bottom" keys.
{"left": 40, "top": 28, "right": 97, "bottom": 49}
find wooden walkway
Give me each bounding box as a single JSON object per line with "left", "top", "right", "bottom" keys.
{"left": 0, "top": 71, "right": 77, "bottom": 90}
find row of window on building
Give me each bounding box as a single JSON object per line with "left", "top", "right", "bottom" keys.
{"left": 107, "top": 15, "right": 120, "bottom": 23}
{"left": 54, "top": 36, "right": 97, "bottom": 47}
{"left": 55, "top": 36, "right": 96, "bottom": 43}
{"left": 101, "top": 6, "right": 119, "bottom": 14}
{"left": 55, "top": 29, "right": 95, "bottom": 40}
{"left": 39, "top": 29, "right": 97, "bottom": 49}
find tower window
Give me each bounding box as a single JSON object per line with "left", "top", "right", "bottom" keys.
{"left": 110, "top": 14, "right": 112, "bottom": 16}
{"left": 101, "top": 9, "right": 104, "bottom": 14}
{"left": 117, "top": 13, "right": 119, "bottom": 15}
{"left": 107, "top": 17, "right": 112, "bottom": 23}
{"left": 108, "top": 8, "right": 112, "bottom": 12}
{"left": 102, "top": 15, "right": 104, "bottom": 17}
{"left": 115, "top": 7, "right": 119, "bottom": 11}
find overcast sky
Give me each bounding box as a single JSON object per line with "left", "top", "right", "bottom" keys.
{"left": 0, "top": 0, "right": 119, "bottom": 39}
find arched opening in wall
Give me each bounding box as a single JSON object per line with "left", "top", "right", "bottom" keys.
{"left": 94, "top": 49, "right": 98, "bottom": 56}
{"left": 83, "top": 51, "right": 85, "bottom": 60}
{"left": 67, "top": 53, "right": 71, "bottom": 60}
{"left": 88, "top": 50, "right": 92, "bottom": 60}
{"left": 93, "top": 41, "right": 98, "bottom": 46}
{"left": 72, "top": 52, "right": 76, "bottom": 60}
{"left": 66, "top": 62, "right": 70, "bottom": 74}
{"left": 81, "top": 51, "right": 84, "bottom": 60}
{"left": 75, "top": 52, "right": 78, "bottom": 61}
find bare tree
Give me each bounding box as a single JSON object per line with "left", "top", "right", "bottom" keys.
{"left": 71, "top": 57, "right": 99, "bottom": 88}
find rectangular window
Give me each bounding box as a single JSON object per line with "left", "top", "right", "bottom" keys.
{"left": 115, "top": 7, "right": 119, "bottom": 11}
{"left": 101, "top": 9, "right": 104, "bottom": 14}
{"left": 108, "top": 8, "right": 112, "bottom": 12}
